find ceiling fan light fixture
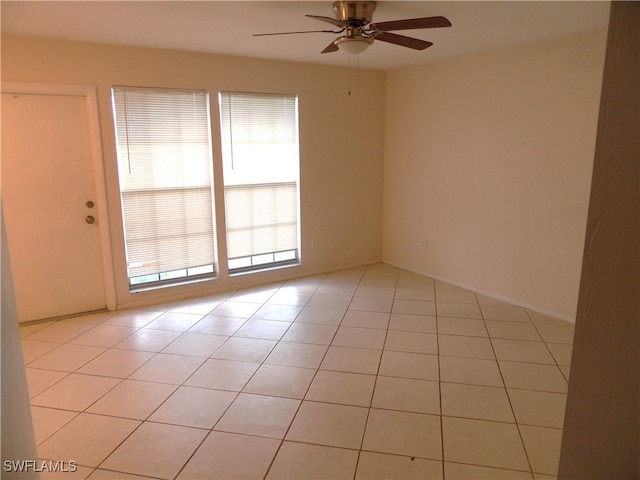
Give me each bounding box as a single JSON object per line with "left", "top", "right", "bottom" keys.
{"left": 335, "top": 35, "right": 372, "bottom": 55}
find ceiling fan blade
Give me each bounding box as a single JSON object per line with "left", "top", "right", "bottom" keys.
{"left": 375, "top": 32, "right": 433, "bottom": 50}
{"left": 371, "top": 16, "right": 451, "bottom": 32}
{"left": 321, "top": 41, "right": 339, "bottom": 54}
{"left": 306, "top": 14, "right": 348, "bottom": 28}
{"left": 254, "top": 29, "right": 343, "bottom": 37}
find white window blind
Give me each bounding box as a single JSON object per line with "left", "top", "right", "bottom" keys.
{"left": 112, "top": 87, "right": 216, "bottom": 286}
{"left": 219, "top": 92, "right": 300, "bottom": 272}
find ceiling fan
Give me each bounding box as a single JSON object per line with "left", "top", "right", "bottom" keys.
{"left": 254, "top": 1, "right": 452, "bottom": 55}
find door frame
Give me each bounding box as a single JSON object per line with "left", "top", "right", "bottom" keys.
{"left": 1, "top": 81, "right": 116, "bottom": 312}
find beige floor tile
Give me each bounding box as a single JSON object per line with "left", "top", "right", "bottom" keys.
{"left": 441, "top": 383, "right": 514, "bottom": 422}
{"left": 378, "top": 351, "right": 439, "bottom": 381}
{"left": 286, "top": 401, "right": 368, "bottom": 449}
{"left": 372, "top": 376, "right": 440, "bottom": 414}
{"left": 31, "top": 373, "right": 120, "bottom": 411}
{"left": 177, "top": 431, "right": 279, "bottom": 480}
{"left": 88, "top": 469, "right": 159, "bottom": 479}
{"left": 480, "top": 305, "right": 531, "bottom": 322}
{"left": 281, "top": 322, "right": 338, "bottom": 345}
{"left": 486, "top": 321, "right": 543, "bottom": 341}
{"left": 365, "top": 263, "right": 400, "bottom": 276}
{"left": 266, "top": 290, "right": 313, "bottom": 306}
{"left": 68, "top": 324, "right": 137, "bottom": 348}
{"left": 230, "top": 287, "right": 279, "bottom": 304}
{"left": 243, "top": 364, "right": 316, "bottom": 399}
{"left": 114, "top": 328, "right": 182, "bottom": 352}
{"left": 321, "top": 346, "right": 382, "bottom": 375}
{"left": 21, "top": 339, "right": 62, "bottom": 364}
{"left": 161, "top": 331, "right": 228, "bottom": 357}
{"left": 307, "top": 293, "right": 353, "bottom": 310}
{"left": 356, "top": 452, "right": 442, "bottom": 479}
{"left": 25, "top": 368, "right": 68, "bottom": 399}
{"left": 341, "top": 311, "right": 390, "bottom": 330}
{"left": 25, "top": 321, "right": 96, "bottom": 343}
{"left": 439, "top": 356, "right": 504, "bottom": 387}
{"left": 233, "top": 319, "right": 291, "bottom": 341}
{"left": 332, "top": 326, "right": 387, "bottom": 349}
{"left": 264, "top": 341, "right": 328, "bottom": 369}
{"left": 354, "top": 285, "right": 396, "bottom": 299}
{"left": 394, "top": 287, "right": 435, "bottom": 302}
{"left": 438, "top": 334, "right": 495, "bottom": 360}
{"left": 215, "top": 393, "right": 300, "bottom": 439}
{"left": 317, "top": 283, "right": 359, "bottom": 296}
{"left": 77, "top": 348, "right": 154, "bottom": 378}
{"left": 437, "top": 317, "right": 488, "bottom": 337}
{"left": 520, "top": 425, "right": 563, "bottom": 475}
{"left": 30, "top": 406, "right": 78, "bottom": 446}
{"left": 170, "top": 295, "right": 225, "bottom": 315}
{"left": 27, "top": 343, "right": 106, "bottom": 372}
{"left": 348, "top": 296, "right": 394, "bottom": 313}
{"left": 267, "top": 441, "right": 359, "bottom": 479}
{"left": 442, "top": 417, "right": 529, "bottom": 471}
{"left": 211, "top": 301, "right": 262, "bottom": 318}
{"left": 508, "top": 389, "right": 567, "bottom": 428}
{"left": 149, "top": 386, "right": 237, "bottom": 428}
{"left": 363, "top": 408, "right": 442, "bottom": 460}
{"left": 535, "top": 324, "right": 575, "bottom": 344}
{"left": 305, "top": 370, "right": 376, "bottom": 407}
{"left": 294, "top": 307, "right": 346, "bottom": 325}
{"left": 384, "top": 331, "right": 438, "bottom": 354}
{"left": 492, "top": 338, "right": 555, "bottom": 364}
{"left": 128, "top": 353, "right": 205, "bottom": 384}
{"left": 444, "top": 462, "right": 532, "bottom": 479}
{"left": 184, "top": 358, "right": 260, "bottom": 391}
{"left": 20, "top": 321, "right": 56, "bottom": 338}
{"left": 546, "top": 343, "right": 573, "bottom": 366}
{"left": 210, "top": 336, "right": 277, "bottom": 362}
{"left": 38, "top": 413, "right": 140, "bottom": 467}
{"left": 476, "top": 294, "right": 516, "bottom": 307}
{"left": 188, "top": 315, "right": 246, "bottom": 335}
{"left": 436, "top": 290, "right": 478, "bottom": 304}
{"left": 101, "top": 422, "right": 207, "bottom": 479}
{"left": 527, "top": 310, "right": 570, "bottom": 326}
{"left": 104, "top": 309, "right": 163, "bottom": 328}
{"left": 393, "top": 300, "right": 436, "bottom": 316}
{"left": 499, "top": 361, "right": 568, "bottom": 393}
{"left": 397, "top": 276, "right": 434, "bottom": 289}
{"left": 389, "top": 314, "right": 437, "bottom": 333}
{"left": 323, "top": 268, "right": 364, "bottom": 284}
{"left": 143, "top": 312, "right": 204, "bottom": 331}
{"left": 436, "top": 302, "right": 482, "bottom": 319}
{"left": 360, "top": 274, "right": 397, "bottom": 287}
{"left": 251, "top": 304, "right": 303, "bottom": 321}
{"left": 86, "top": 379, "right": 176, "bottom": 419}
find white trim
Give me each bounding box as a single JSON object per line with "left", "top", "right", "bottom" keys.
{"left": 1, "top": 82, "right": 117, "bottom": 311}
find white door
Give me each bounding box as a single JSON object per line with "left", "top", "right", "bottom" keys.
{"left": 2, "top": 91, "right": 108, "bottom": 322}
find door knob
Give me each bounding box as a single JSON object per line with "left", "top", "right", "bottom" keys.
{"left": 85, "top": 215, "right": 96, "bottom": 224}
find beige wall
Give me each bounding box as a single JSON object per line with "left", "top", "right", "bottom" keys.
{"left": 1, "top": 35, "right": 385, "bottom": 310}
{"left": 383, "top": 29, "right": 607, "bottom": 320}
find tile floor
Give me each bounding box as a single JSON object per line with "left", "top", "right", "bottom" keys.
{"left": 20, "top": 263, "right": 574, "bottom": 479}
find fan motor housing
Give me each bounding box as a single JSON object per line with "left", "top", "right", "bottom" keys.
{"left": 332, "top": 1, "right": 377, "bottom": 26}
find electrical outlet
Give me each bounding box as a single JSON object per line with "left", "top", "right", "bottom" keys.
{"left": 312, "top": 237, "right": 319, "bottom": 248}
{"left": 421, "top": 238, "right": 427, "bottom": 249}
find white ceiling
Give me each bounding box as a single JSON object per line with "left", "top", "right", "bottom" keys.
{"left": 1, "top": 1, "right": 610, "bottom": 71}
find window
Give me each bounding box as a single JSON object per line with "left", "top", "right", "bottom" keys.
{"left": 112, "top": 87, "right": 216, "bottom": 288}
{"left": 219, "top": 92, "right": 300, "bottom": 273}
